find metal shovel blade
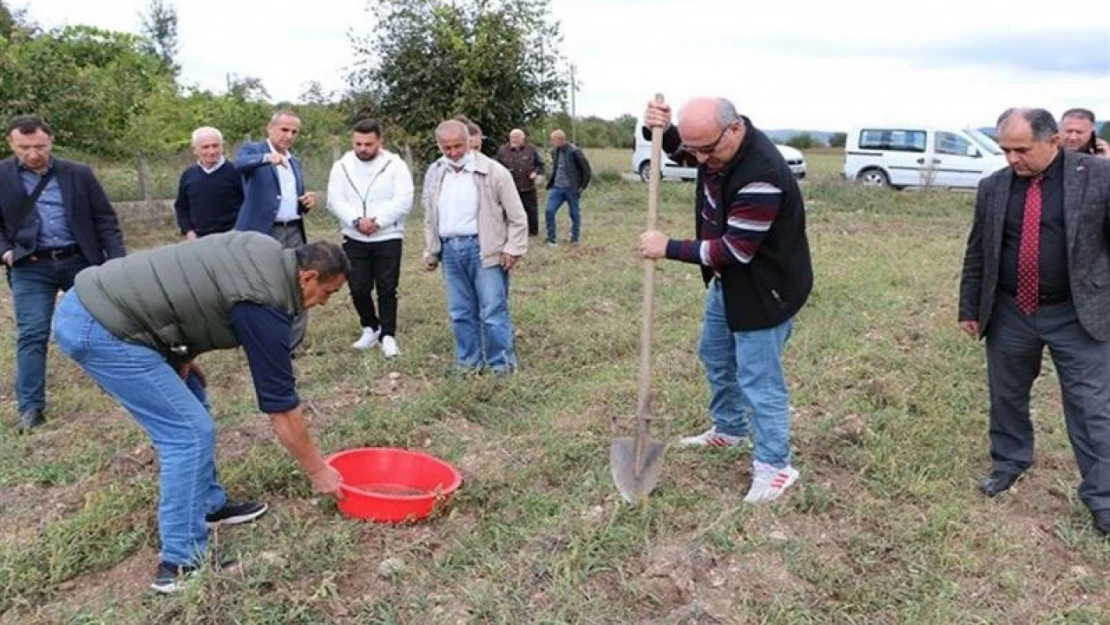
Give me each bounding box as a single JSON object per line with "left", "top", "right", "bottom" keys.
{"left": 610, "top": 437, "right": 666, "bottom": 505}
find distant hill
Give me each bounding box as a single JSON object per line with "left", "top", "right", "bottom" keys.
{"left": 765, "top": 129, "right": 840, "bottom": 146}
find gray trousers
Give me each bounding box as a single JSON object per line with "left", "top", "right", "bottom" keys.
{"left": 986, "top": 292, "right": 1110, "bottom": 511}
{"left": 270, "top": 222, "right": 308, "bottom": 353}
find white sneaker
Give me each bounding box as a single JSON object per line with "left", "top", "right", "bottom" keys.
{"left": 352, "top": 327, "right": 380, "bottom": 350}
{"left": 743, "top": 461, "right": 799, "bottom": 504}
{"left": 678, "top": 426, "right": 750, "bottom": 448}
{"left": 380, "top": 335, "right": 400, "bottom": 358}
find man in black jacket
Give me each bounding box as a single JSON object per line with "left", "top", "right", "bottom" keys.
{"left": 639, "top": 97, "right": 813, "bottom": 503}
{"left": 545, "top": 129, "right": 592, "bottom": 246}
{"left": 0, "top": 115, "right": 126, "bottom": 431}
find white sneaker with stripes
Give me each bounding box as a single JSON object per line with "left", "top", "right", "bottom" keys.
{"left": 678, "top": 426, "right": 751, "bottom": 449}
{"left": 743, "top": 460, "right": 799, "bottom": 503}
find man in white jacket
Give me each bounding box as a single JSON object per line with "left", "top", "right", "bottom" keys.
{"left": 326, "top": 119, "right": 414, "bottom": 357}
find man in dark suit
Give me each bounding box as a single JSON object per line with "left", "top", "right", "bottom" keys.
{"left": 0, "top": 115, "right": 126, "bottom": 430}
{"left": 959, "top": 107, "right": 1110, "bottom": 536}
{"left": 234, "top": 110, "right": 317, "bottom": 352}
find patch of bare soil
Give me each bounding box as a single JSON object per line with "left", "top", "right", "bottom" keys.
{"left": 635, "top": 536, "right": 810, "bottom": 625}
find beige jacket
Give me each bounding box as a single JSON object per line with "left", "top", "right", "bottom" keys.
{"left": 423, "top": 152, "right": 528, "bottom": 268}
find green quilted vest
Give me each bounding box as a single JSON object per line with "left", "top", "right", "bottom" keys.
{"left": 74, "top": 231, "right": 302, "bottom": 361}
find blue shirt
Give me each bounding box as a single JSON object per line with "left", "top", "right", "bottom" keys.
{"left": 229, "top": 302, "right": 299, "bottom": 413}
{"left": 20, "top": 159, "right": 75, "bottom": 249}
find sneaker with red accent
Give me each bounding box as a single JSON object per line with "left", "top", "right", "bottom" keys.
{"left": 678, "top": 426, "right": 751, "bottom": 449}
{"left": 743, "top": 460, "right": 799, "bottom": 503}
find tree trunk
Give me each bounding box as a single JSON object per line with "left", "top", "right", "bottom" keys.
{"left": 136, "top": 152, "right": 152, "bottom": 202}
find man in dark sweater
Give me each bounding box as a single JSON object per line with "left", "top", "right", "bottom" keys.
{"left": 52, "top": 232, "right": 348, "bottom": 593}
{"left": 174, "top": 127, "right": 244, "bottom": 239}
{"left": 639, "top": 97, "right": 813, "bottom": 504}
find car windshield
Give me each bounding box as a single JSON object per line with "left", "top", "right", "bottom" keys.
{"left": 967, "top": 129, "right": 1003, "bottom": 155}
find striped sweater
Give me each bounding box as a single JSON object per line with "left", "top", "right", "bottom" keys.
{"left": 665, "top": 171, "right": 781, "bottom": 267}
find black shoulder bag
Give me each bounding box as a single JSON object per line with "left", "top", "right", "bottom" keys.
{"left": 4, "top": 170, "right": 56, "bottom": 284}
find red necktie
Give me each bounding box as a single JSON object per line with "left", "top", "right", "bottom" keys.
{"left": 1015, "top": 174, "right": 1044, "bottom": 315}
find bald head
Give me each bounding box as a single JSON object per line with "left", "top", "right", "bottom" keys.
{"left": 678, "top": 97, "right": 739, "bottom": 134}
{"left": 676, "top": 97, "right": 744, "bottom": 172}
{"left": 509, "top": 128, "right": 525, "bottom": 147}
{"left": 550, "top": 129, "right": 566, "bottom": 147}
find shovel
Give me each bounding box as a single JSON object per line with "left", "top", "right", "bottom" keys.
{"left": 611, "top": 93, "right": 667, "bottom": 505}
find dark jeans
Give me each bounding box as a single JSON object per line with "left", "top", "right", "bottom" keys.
{"left": 986, "top": 292, "right": 1110, "bottom": 511}
{"left": 343, "top": 237, "right": 403, "bottom": 337}
{"left": 518, "top": 189, "right": 539, "bottom": 237}
{"left": 545, "top": 186, "right": 581, "bottom": 243}
{"left": 9, "top": 253, "right": 89, "bottom": 413}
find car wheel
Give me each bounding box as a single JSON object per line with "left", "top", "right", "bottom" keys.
{"left": 857, "top": 168, "right": 889, "bottom": 187}
{"left": 638, "top": 161, "right": 651, "bottom": 183}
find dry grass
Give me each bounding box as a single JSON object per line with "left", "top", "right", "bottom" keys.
{"left": 1, "top": 163, "right": 1107, "bottom": 624}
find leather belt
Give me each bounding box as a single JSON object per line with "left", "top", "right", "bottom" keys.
{"left": 998, "top": 285, "right": 1071, "bottom": 305}
{"left": 37, "top": 245, "right": 81, "bottom": 260}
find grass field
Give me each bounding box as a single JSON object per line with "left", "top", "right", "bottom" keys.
{"left": 1, "top": 148, "right": 1108, "bottom": 624}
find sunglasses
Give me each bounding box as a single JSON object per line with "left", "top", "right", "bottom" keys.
{"left": 680, "top": 123, "right": 735, "bottom": 156}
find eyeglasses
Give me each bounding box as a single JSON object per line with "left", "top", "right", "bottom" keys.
{"left": 680, "top": 124, "right": 732, "bottom": 156}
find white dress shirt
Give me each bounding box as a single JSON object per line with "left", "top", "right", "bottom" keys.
{"left": 436, "top": 154, "right": 479, "bottom": 238}
{"left": 269, "top": 140, "right": 300, "bottom": 223}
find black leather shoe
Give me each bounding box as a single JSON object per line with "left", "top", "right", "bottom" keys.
{"left": 16, "top": 408, "right": 45, "bottom": 432}
{"left": 979, "top": 470, "right": 1021, "bottom": 497}
{"left": 1092, "top": 510, "right": 1110, "bottom": 536}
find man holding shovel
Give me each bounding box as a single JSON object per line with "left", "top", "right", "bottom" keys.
{"left": 639, "top": 97, "right": 813, "bottom": 503}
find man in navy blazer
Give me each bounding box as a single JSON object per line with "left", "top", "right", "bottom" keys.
{"left": 0, "top": 115, "right": 126, "bottom": 431}
{"left": 234, "top": 110, "right": 318, "bottom": 352}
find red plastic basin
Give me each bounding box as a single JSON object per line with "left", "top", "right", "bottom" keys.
{"left": 327, "top": 447, "right": 462, "bottom": 523}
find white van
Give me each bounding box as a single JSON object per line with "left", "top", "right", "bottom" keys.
{"left": 631, "top": 125, "right": 807, "bottom": 182}
{"left": 842, "top": 126, "right": 1007, "bottom": 189}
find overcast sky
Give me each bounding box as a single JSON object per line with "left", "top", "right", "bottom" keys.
{"left": 20, "top": 0, "right": 1110, "bottom": 131}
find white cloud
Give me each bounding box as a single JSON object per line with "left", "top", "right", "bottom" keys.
{"left": 22, "top": 0, "right": 1110, "bottom": 130}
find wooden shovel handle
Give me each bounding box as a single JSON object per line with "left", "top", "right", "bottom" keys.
{"left": 636, "top": 94, "right": 665, "bottom": 430}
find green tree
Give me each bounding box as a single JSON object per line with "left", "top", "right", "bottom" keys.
{"left": 786, "top": 132, "right": 817, "bottom": 150}
{"left": 1099, "top": 122, "right": 1109, "bottom": 143}
{"left": 0, "top": 25, "right": 171, "bottom": 156}
{"left": 137, "top": 0, "right": 179, "bottom": 77}
{"left": 828, "top": 132, "right": 847, "bottom": 148}
{"left": 348, "top": 0, "right": 567, "bottom": 161}
{"left": 1, "top": 0, "right": 15, "bottom": 38}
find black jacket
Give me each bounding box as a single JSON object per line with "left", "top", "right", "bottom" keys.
{"left": 0, "top": 156, "right": 126, "bottom": 265}
{"left": 660, "top": 119, "right": 813, "bottom": 331}
{"left": 546, "top": 144, "right": 592, "bottom": 191}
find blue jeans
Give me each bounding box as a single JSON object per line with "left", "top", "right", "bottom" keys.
{"left": 545, "top": 187, "right": 580, "bottom": 243}
{"left": 439, "top": 236, "right": 517, "bottom": 372}
{"left": 697, "top": 280, "right": 794, "bottom": 468}
{"left": 52, "top": 290, "right": 227, "bottom": 567}
{"left": 9, "top": 254, "right": 88, "bottom": 413}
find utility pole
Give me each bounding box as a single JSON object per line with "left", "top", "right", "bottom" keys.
{"left": 569, "top": 63, "right": 577, "bottom": 144}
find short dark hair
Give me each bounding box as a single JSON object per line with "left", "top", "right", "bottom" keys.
{"left": 351, "top": 119, "right": 382, "bottom": 136}
{"left": 997, "top": 107, "right": 1058, "bottom": 141}
{"left": 295, "top": 241, "right": 351, "bottom": 280}
{"left": 1061, "top": 107, "right": 1096, "bottom": 123}
{"left": 6, "top": 115, "right": 53, "bottom": 138}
